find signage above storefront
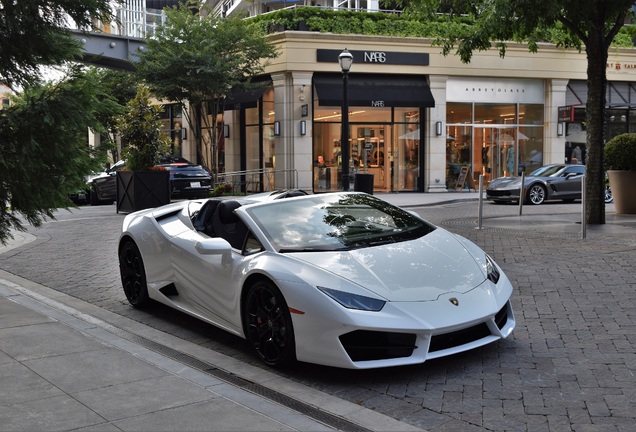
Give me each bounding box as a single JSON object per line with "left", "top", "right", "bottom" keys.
{"left": 558, "top": 105, "right": 575, "bottom": 122}
{"left": 447, "top": 77, "right": 544, "bottom": 104}
{"left": 316, "top": 49, "right": 429, "bottom": 66}
{"left": 558, "top": 105, "right": 586, "bottom": 123}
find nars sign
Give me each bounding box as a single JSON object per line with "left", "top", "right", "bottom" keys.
{"left": 372, "top": 101, "right": 385, "bottom": 107}
{"left": 365, "top": 52, "right": 386, "bottom": 63}
{"left": 317, "top": 49, "right": 429, "bottom": 66}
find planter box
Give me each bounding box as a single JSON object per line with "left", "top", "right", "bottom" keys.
{"left": 607, "top": 170, "right": 636, "bottom": 214}
{"left": 116, "top": 170, "right": 171, "bottom": 213}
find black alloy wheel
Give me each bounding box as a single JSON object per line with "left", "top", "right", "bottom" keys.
{"left": 243, "top": 280, "right": 296, "bottom": 367}
{"left": 527, "top": 184, "right": 547, "bottom": 205}
{"left": 119, "top": 241, "right": 150, "bottom": 308}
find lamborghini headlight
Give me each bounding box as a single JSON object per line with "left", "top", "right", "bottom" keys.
{"left": 485, "top": 254, "right": 501, "bottom": 284}
{"left": 318, "top": 287, "right": 386, "bottom": 311}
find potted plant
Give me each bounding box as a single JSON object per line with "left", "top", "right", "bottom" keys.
{"left": 604, "top": 133, "right": 636, "bottom": 214}
{"left": 115, "top": 85, "right": 171, "bottom": 213}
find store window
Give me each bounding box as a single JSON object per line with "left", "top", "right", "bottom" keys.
{"left": 244, "top": 87, "right": 275, "bottom": 191}
{"left": 159, "top": 103, "right": 183, "bottom": 157}
{"left": 312, "top": 106, "right": 420, "bottom": 192}
{"left": 446, "top": 102, "right": 544, "bottom": 189}
{"left": 606, "top": 108, "right": 628, "bottom": 139}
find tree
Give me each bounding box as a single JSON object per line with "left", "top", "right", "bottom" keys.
{"left": 117, "top": 85, "right": 171, "bottom": 171}
{"left": 0, "top": 70, "right": 120, "bottom": 244}
{"left": 404, "top": 0, "right": 634, "bottom": 224}
{"left": 0, "top": 0, "right": 114, "bottom": 88}
{"left": 134, "top": 0, "right": 278, "bottom": 181}
{"left": 91, "top": 68, "right": 141, "bottom": 162}
{"left": 0, "top": 2, "right": 117, "bottom": 244}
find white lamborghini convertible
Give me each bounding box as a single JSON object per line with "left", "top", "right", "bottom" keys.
{"left": 119, "top": 190, "right": 515, "bottom": 369}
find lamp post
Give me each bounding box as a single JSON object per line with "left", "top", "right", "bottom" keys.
{"left": 339, "top": 48, "right": 353, "bottom": 191}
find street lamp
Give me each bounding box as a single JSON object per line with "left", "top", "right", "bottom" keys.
{"left": 339, "top": 48, "right": 353, "bottom": 191}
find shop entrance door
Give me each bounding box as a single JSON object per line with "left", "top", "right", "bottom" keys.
{"left": 351, "top": 123, "right": 420, "bottom": 192}
{"left": 474, "top": 127, "right": 517, "bottom": 184}
{"left": 351, "top": 124, "right": 390, "bottom": 191}
{"left": 393, "top": 123, "right": 420, "bottom": 191}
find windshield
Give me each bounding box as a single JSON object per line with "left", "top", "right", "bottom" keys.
{"left": 246, "top": 193, "right": 436, "bottom": 252}
{"left": 529, "top": 165, "right": 565, "bottom": 177}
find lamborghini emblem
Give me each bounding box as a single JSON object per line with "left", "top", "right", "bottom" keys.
{"left": 449, "top": 297, "right": 459, "bottom": 306}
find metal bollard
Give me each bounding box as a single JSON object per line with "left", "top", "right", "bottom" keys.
{"left": 518, "top": 172, "right": 525, "bottom": 216}
{"left": 477, "top": 175, "right": 484, "bottom": 230}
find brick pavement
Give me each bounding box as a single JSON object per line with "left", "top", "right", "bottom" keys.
{"left": 0, "top": 200, "right": 635, "bottom": 431}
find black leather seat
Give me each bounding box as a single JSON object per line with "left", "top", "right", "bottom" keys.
{"left": 192, "top": 199, "right": 221, "bottom": 236}
{"left": 211, "top": 200, "right": 249, "bottom": 250}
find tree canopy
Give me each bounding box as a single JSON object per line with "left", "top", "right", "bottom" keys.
{"left": 0, "top": 69, "right": 119, "bottom": 244}
{"left": 135, "top": 0, "right": 278, "bottom": 179}
{"left": 403, "top": 0, "right": 635, "bottom": 224}
{"left": 0, "top": 0, "right": 114, "bottom": 88}
{"left": 0, "top": 1, "right": 121, "bottom": 244}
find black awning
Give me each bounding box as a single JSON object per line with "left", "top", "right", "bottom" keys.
{"left": 567, "top": 79, "right": 636, "bottom": 109}
{"left": 313, "top": 73, "right": 435, "bottom": 108}
{"left": 223, "top": 81, "right": 271, "bottom": 110}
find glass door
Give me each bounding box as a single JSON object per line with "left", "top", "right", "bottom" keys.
{"left": 352, "top": 124, "right": 389, "bottom": 191}
{"left": 474, "top": 127, "right": 517, "bottom": 184}
{"left": 394, "top": 124, "right": 419, "bottom": 191}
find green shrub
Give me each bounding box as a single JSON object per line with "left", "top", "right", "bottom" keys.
{"left": 247, "top": 6, "right": 635, "bottom": 46}
{"left": 604, "top": 133, "right": 636, "bottom": 171}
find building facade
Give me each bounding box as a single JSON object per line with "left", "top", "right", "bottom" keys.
{"left": 214, "top": 30, "right": 636, "bottom": 193}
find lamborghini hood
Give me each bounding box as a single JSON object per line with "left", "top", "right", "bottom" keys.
{"left": 289, "top": 229, "right": 488, "bottom": 302}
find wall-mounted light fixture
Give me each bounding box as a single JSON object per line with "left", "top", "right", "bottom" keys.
{"left": 274, "top": 121, "right": 281, "bottom": 136}
{"left": 224, "top": 124, "right": 230, "bottom": 138}
{"left": 300, "top": 120, "right": 307, "bottom": 136}
{"left": 435, "top": 121, "right": 443, "bottom": 136}
{"left": 557, "top": 122, "right": 564, "bottom": 136}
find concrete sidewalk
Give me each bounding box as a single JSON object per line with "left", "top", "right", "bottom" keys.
{"left": 0, "top": 273, "right": 423, "bottom": 432}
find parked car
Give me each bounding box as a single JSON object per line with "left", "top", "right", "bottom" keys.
{"left": 605, "top": 172, "right": 613, "bottom": 203}
{"left": 88, "top": 156, "right": 212, "bottom": 205}
{"left": 486, "top": 164, "right": 586, "bottom": 205}
{"left": 119, "top": 190, "right": 515, "bottom": 369}
{"left": 68, "top": 189, "right": 89, "bottom": 205}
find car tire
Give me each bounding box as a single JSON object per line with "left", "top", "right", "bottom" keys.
{"left": 242, "top": 279, "right": 296, "bottom": 367}
{"left": 119, "top": 241, "right": 150, "bottom": 308}
{"left": 89, "top": 186, "right": 100, "bottom": 206}
{"left": 605, "top": 187, "right": 613, "bottom": 203}
{"left": 527, "top": 184, "right": 547, "bottom": 205}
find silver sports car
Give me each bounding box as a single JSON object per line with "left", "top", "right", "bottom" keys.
{"left": 486, "top": 164, "right": 586, "bottom": 205}
{"left": 119, "top": 190, "right": 515, "bottom": 369}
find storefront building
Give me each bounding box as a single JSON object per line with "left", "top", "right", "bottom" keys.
{"left": 561, "top": 78, "right": 636, "bottom": 165}
{"left": 210, "top": 32, "right": 636, "bottom": 193}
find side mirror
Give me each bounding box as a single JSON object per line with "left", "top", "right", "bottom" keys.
{"left": 195, "top": 238, "right": 233, "bottom": 263}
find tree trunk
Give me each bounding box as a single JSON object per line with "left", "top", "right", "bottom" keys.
{"left": 193, "top": 103, "right": 204, "bottom": 168}
{"left": 584, "top": 32, "right": 607, "bottom": 225}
